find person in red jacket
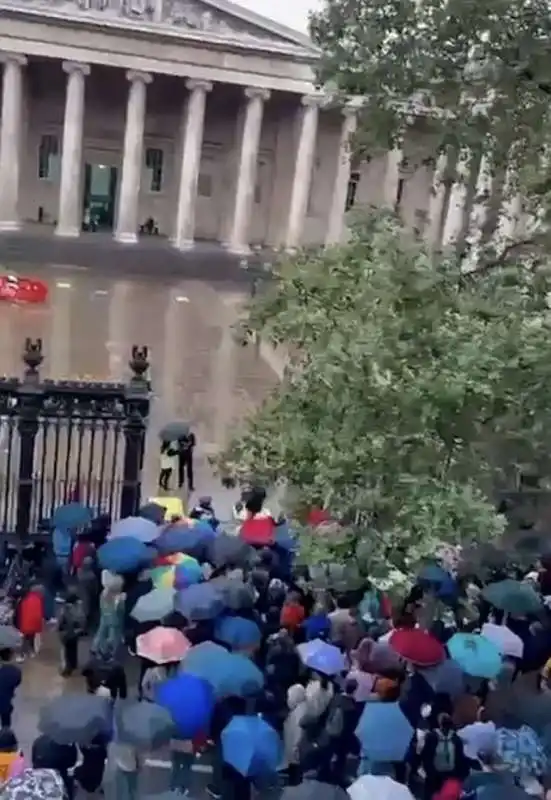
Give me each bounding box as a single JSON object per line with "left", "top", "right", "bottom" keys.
{"left": 16, "top": 584, "right": 44, "bottom": 661}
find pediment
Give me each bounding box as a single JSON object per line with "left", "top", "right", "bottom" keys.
{"left": 2, "top": 0, "right": 319, "bottom": 55}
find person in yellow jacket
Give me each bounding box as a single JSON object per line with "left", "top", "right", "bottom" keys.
{"left": 0, "top": 729, "right": 26, "bottom": 784}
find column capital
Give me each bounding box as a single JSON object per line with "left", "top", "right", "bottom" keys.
{"left": 245, "top": 86, "right": 270, "bottom": 102}
{"left": 186, "top": 78, "right": 213, "bottom": 93}
{"left": 0, "top": 53, "right": 27, "bottom": 67}
{"left": 126, "top": 70, "right": 152, "bottom": 85}
{"left": 301, "top": 94, "right": 325, "bottom": 109}
{"left": 62, "top": 60, "right": 90, "bottom": 77}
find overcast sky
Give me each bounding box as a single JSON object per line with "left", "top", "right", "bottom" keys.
{"left": 234, "top": 0, "right": 323, "bottom": 33}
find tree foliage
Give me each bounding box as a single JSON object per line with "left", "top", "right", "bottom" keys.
{"left": 218, "top": 215, "right": 551, "bottom": 574}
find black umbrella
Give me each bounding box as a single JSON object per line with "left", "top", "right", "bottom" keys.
{"left": 281, "top": 782, "right": 349, "bottom": 800}
{"left": 139, "top": 502, "right": 167, "bottom": 525}
{"left": 159, "top": 422, "right": 190, "bottom": 442}
{"left": 211, "top": 578, "right": 255, "bottom": 610}
{"left": 207, "top": 533, "right": 252, "bottom": 568}
{"left": 115, "top": 700, "right": 175, "bottom": 749}
{"left": 38, "top": 694, "right": 112, "bottom": 745}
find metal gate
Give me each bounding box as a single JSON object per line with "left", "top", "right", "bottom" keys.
{"left": 0, "top": 338, "right": 150, "bottom": 539}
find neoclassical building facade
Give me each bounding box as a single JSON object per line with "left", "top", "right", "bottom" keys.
{"left": 0, "top": 0, "right": 512, "bottom": 253}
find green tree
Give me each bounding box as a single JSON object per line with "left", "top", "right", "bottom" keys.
{"left": 218, "top": 214, "right": 551, "bottom": 575}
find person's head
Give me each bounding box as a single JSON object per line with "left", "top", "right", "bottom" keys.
{"left": 101, "top": 570, "right": 123, "bottom": 593}
{"left": 81, "top": 556, "right": 95, "bottom": 570}
{"left": 65, "top": 587, "right": 79, "bottom": 603}
{"left": 0, "top": 649, "right": 12, "bottom": 663}
{"left": 438, "top": 713, "right": 454, "bottom": 734}
{"left": 0, "top": 728, "right": 18, "bottom": 753}
{"left": 344, "top": 678, "right": 358, "bottom": 697}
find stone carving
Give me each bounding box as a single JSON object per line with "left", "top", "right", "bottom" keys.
{"left": 161, "top": 0, "right": 283, "bottom": 42}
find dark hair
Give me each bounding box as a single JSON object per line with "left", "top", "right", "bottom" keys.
{"left": 0, "top": 728, "right": 17, "bottom": 751}
{"left": 344, "top": 678, "right": 358, "bottom": 696}
{"left": 0, "top": 649, "right": 12, "bottom": 662}
{"left": 438, "top": 713, "right": 454, "bottom": 734}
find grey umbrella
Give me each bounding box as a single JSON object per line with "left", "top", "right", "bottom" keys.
{"left": 38, "top": 693, "right": 112, "bottom": 746}
{"left": 207, "top": 533, "right": 252, "bottom": 568}
{"left": 211, "top": 578, "right": 255, "bottom": 610}
{"left": 131, "top": 587, "right": 175, "bottom": 623}
{"left": 0, "top": 624, "right": 22, "bottom": 649}
{"left": 115, "top": 700, "right": 175, "bottom": 749}
{"left": 139, "top": 502, "right": 167, "bottom": 525}
{"left": 159, "top": 422, "right": 190, "bottom": 442}
{"left": 420, "top": 659, "right": 465, "bottom": 698}
{"left": 174, "top": 582, "right": 225, "bottom": 621}
{"left": 2, "top": 769, "right": 66, "bottom": 800}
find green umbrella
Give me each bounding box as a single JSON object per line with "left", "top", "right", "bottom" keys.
{"left": 482, "top": 579, "right": 542, "bottom": 615}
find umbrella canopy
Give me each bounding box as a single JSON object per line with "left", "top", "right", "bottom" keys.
{"left": 359, "top": 641, "right": 404, "bottom": 674}
{"left": 210, "top": 578, "right": 255, "bottom": 611}
{"left": 389, "top": 629, "right": 445, "bottom": 667}
{"left": 130, "top": 587, "right": 175, "bottom": 623}
{"left": 181, "top": 644, "right": 264, "bottom": 698}
{"left": 109, "top": 516, "right": 159, "bottom": 544}
{"left": 175, "top": 583, "right": 225, "bottom": 621}
{"left": 240, "top": 517, "right": 275, "bottom": 546}
{"left": 281, "top": 782, "right": 349, "bottom": 800}
{"left": 356, "top": 702, "right": 414, "bottom": 762}
{"left": 297, "top": 639, "right": 346, "bottom": 676}
{"left": 139, "top": 502, "right": 167, "bottom": 525}
{"left": 420, "top": 660, "right": 465, "bottom": 698}
{"left": 52, "top": 502, "right": 92, "bottom": 532}
{"left": 477, "top": 787, "right": 531, "bottom": 800}
{"left": 207, "top": 533, "right": 252, "bottom": 568}
{"left": 214, "top": 616, "right": 262, "bottom": 651}
{"left": 483, "top": 580, "right": 542, "bottom": 615}
{"left": 348, "top": 775, "right": 414, "bottom": 800}
{"left": 448, "top": 632, "right": 503, "bottom": 679}
{"left": 481, "top": 623, "right": 524, "bottom": 659}
{"left": 159, "top": 421, "right": 190, "bottom": 441}
{"left": 155, "top": 525, "right": 212, "bottom": 559}
{"left": 98, "top": 537, "right": 152, "bottom": 573}
{"left": 496, "top": 725, "right": 548, "bottom": 776}
{"left": 136, "top": 627, "right": 190, "bottom": 664}
{"left": 154, "top": 673, "right": 214, "bottom": 738}
{"left": 417, "top": 564, "right": 450, "bottom": 585}
{"left": 2, "top": 768, "right": 66, "bottom": 800}
{"left": 0, "top": 624, "right": 22, "bottom": 650}
{"left": 115, "top": 700, "right": 175, "bottom": 749}
{"left": 221, "top": 715, "right": 282, "bottom": 777}
{"left": 174, "top": 557, "right": 203, "bottom": 590}
{"left": 38, "top": 693, "right": 112, "bottom": 745}
{"left": 150, "top": 566, "right": 176, "bottom": 590}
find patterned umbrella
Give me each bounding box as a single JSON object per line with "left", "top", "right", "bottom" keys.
{"left": 2, "top": 769, "right": 66, "bottom": 800}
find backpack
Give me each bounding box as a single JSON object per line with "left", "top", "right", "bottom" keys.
{"left": 433, "top": 730, "right": 457, "bottom": 773}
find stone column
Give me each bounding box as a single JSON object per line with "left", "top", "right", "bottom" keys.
{"left": 0, "top": 54, "right": 27, "bottom": 231}
{"left": 442, "top": 149, "right": 471, "bottom": 246}
{"left": 284, "top": 95, "right": 322, "bottom": 250}
{"left": 173, "top": 79, "right": 212, "bottom": 250}
{"left": 426, "top": 152, "right": 449, "bottom": 248}
{"left": 325, "top": 107, "right": 357, "bottom": 246}
{"left": 55, "top": 61, "right": 90, "bottom": 238}
{"left": 496, "top": 165, "right": 522, "bottom": 242}
{"left": 383, "top": 147, "right": 403, "bottom": 208}
{"left": 227, "top": 87, "right": 270, "bottom": 254}
{"left": 115, "top": 70, "right": 152, "bottom": 244}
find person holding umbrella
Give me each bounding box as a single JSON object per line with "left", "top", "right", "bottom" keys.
{"left": 159, "top": 422, "right": 196, "bottom": 493}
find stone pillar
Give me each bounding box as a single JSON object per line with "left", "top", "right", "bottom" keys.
{"left": 383, "top": 147, "right": 403, "bottom": 208}
{"left": 496, "top": 166, "right": 522, "bottom": 242}
{"left": 115, "top": 70, "right": 152, "bottom": 244}
{"left": 55, "top": 61, "right": 90, "bottom": 238}
{"left": 173, "top": 79, "right": 212, "bottom": 250}
{"left": 426, "top": 152, "right": 449, "bottom": 248}
{"left": 0, "top": 54, "right": 27, "bottom": 231}
{"left": 325, "top": 107, "right": 357, "bottom": 246}
{"left": 442, "top": 149, "right": 471, "bottom": 245}
{"left": 465, "top": 153, "right": 493, "bottom": 268}
{"left": 227, "top": 87, "right": 270, "bottom": 254}
{"left": 284, "top": 95, "right": 322, "bottom": 250}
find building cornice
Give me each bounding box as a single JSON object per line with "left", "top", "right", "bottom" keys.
{"left": 0, "top": 2, "right": 320, "bottom": 62}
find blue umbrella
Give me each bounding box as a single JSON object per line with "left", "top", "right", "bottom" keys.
{"left": 98, "top": 537, "right": 152, "bottom": 573}
{"left": 109, "top": 516, "right": 159, "bottom": 544}
{"left": 155, "top": 525, "right": 212, "bottom": 559}
{"left": 222, "top": 715, "right": 282, "bottom": 777}
{"left": 139, "top": 503, "right": 167, "bottom": 525}
{"left": 417, "top": 564, "right": 450, "bottom": 585}
{"left": 297, "top": 639, "right": 346, "bottom": 676}
{"left": 355, "top": 702, "right": 413, "bottom": 762}
{"left": 215, "top": 616, "right": 262, "bottom": 650}
{"left": 154, "top": 673, "right": 214, "bottom": 739}
{"left": 420, "top": 660, "right": 465, "bottom": 698}
{"left": 52, "top": 502, "right": 92, "bottom": 532}
{"left": 182, "top": 644, "right": 263, "bottom": 698}
{"left": 181, "top": 641, "right": 231, "bottom": 677}
{"left": 274, "top": 523, "right": 296, "bottom": 552}
{"left": 175, "top": 583, "right": 225, "bottom": 621}
{"left": 448, "top": 633, "right": 502, "bottom": 679}
{"left": 174, "top": 560, "right": 203, "bottom": 590}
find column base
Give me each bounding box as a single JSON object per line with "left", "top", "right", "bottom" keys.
{"left": 0, "top": 220, "right": 21, "bottom": 232}
{"left": 114, "top": 231, "right": 138, "bottom": 244}
{"left": 55, "top": 225, "right": 80, "bottom": 238}
{"left": 226, "top": 241, "right": 251, "bottom": 256}
{"left": 172, "top": 238, "right": 195, "bottom": 251}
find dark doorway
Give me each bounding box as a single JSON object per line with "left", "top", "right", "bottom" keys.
{"left": 83, "top": 163, "right": 118, "bottom": 230}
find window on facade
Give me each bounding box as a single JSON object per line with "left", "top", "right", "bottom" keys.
{"left": 197, "top": 174, "right": 212, "bottom": 198}
{"left": 345, "top": 170, "right": 360, "bottom": 211}
{"left": 38, "top": 134, "right": 59, "bottom": 180}
{"left": 145, "top": 148, "right": 164, "bottom": 192}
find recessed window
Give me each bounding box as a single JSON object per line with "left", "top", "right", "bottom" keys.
{"left": 145, "top": 147, "right": 163, "bottom": 192}
{"left": 197, "top": 174, "right": 212, "bottom": 198}
{"left": 346, "top": 170, "right": 360, "bottom": 211}
{"left": 38, "top": 134, "right": 59, "bottom": 180}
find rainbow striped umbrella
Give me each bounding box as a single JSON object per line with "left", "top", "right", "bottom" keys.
{"left": 150, "top": 565, "right": 176, "bottom": 589}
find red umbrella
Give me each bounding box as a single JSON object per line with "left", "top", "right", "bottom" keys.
{"left": 240, "top": 516, "right": 275, "bottom": 546}
{"left": 389, "top": 628, "right": 445, "bottom": 667}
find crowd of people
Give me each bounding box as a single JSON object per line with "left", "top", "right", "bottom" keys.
{"left": 0, "top": 487, "right": 550, "bottom": 800}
